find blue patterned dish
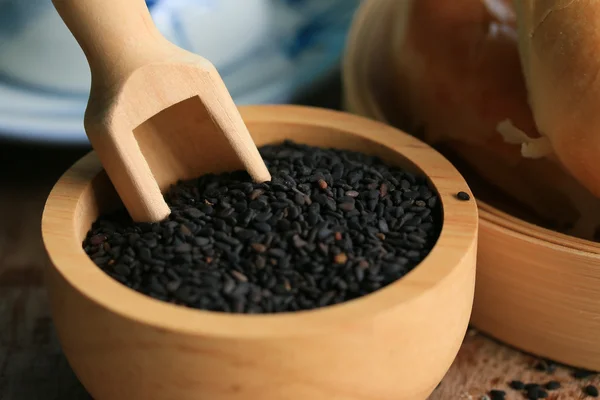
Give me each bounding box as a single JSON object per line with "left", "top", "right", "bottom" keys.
{"left": 0, "top": 0, "right": 359, "bottom": 144}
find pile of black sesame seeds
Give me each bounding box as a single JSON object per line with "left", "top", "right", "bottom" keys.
{"left": 482, "top": 360, "right": 598, "bottom": 399}
{"left": 83, "top": 141, "right": 444, "bottom": 314}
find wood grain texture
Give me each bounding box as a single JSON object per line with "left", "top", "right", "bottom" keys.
{"left": 41, "top": 105, "right": 478, "bottom": 400}
{"left": 472, "top": 206, "right": 600, "bottom": 371}
{"left": 342, "top": 0, "right": 600, "bottom": 371}
{"left": 51, "top": 0, "right": 270, "bottom": 223}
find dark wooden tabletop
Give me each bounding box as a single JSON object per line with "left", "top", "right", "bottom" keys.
{"left": 0, "top": 78, "right": 598, "bottom": 399}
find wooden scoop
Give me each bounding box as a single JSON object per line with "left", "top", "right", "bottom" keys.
{"left": 52, "top": 0, "right": 271, "bottom": 223}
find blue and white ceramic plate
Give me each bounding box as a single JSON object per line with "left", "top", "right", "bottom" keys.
{"left": 0, "top": 0, "right": 359, "bottom": 145}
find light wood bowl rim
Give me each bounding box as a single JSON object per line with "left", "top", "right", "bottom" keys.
{"left": 477, "top": 201, "right": 600, "bottom": 254}
{"left": 41, "top": 104, "right": 478, "bottom": 339}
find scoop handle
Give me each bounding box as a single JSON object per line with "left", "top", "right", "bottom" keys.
{"left": 52, "top": 0, "right": 172, "bottom": 222}
{"left": 51, "top": 0, "right": 164, "bottom": 84}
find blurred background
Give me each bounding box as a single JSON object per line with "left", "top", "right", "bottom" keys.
{"left": 0, "top": 0, "right": 360, "bottom": 146}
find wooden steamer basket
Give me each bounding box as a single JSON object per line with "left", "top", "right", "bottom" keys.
{"left": 42, "top": 105, "right": 478, "bottom": 400}
{"left": 342, "top": 0, "right": 600, "bottom": 371}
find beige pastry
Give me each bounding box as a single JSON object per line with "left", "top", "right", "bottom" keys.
{"left": 512, "top": 0, "right": 600, "bottom": 195}
{"left": 388, "top": 0, "right": 600, "bottom": 239}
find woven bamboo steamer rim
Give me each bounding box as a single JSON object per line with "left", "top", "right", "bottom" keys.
{"left": 341, "top": 0, "right": 600, "bottom": 370}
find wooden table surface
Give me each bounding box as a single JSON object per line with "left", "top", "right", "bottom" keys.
{"left": 0, "top": 89, "right": 598, "bottom": 399}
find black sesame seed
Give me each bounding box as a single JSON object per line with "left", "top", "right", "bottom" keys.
{"left": 535, "top": 360, "right": 557, "bottom": 374}
{"left": 526, "top": 386, "right": 548, "bottom": 399}
{"left": 574, "top": 369, "right": 597, "bottom": 379}
{"left": 199, "top": 203, "right": 214, "bottom": 214}
{"left": 113, "top": 263, "right": 131, "bottom": 276}
{"left": 194, "top": 237, "right": 210, "bottom": 246}
{"left": 253, "top": 222, "right": 272, "bottom": 233}
{"left": 184, "top": 208, "right": 203, "bottom": 218}
{"left": 536, "top": 389, "right": 548, "bottom": 399}
{"left": 489, "top": 390, "right": 505, "bottom": 400}
{"left": 544, "top": 381, "right": 560, "bottom": 391}
{"left": 456, "top": 191, "right": 471, "bottom": 201}
{"left": 584, "top": 385, "right": 599, "bottom": 397}
{"left": 509, "top": 380, "right": 525, "bottom": 390}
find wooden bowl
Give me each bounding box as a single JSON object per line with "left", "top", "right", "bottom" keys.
{"left": 41, "top": 105, "right": 478, "bottom": 400}
{"left": 342, "top": 0, "right": 600, "bottom": 371}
